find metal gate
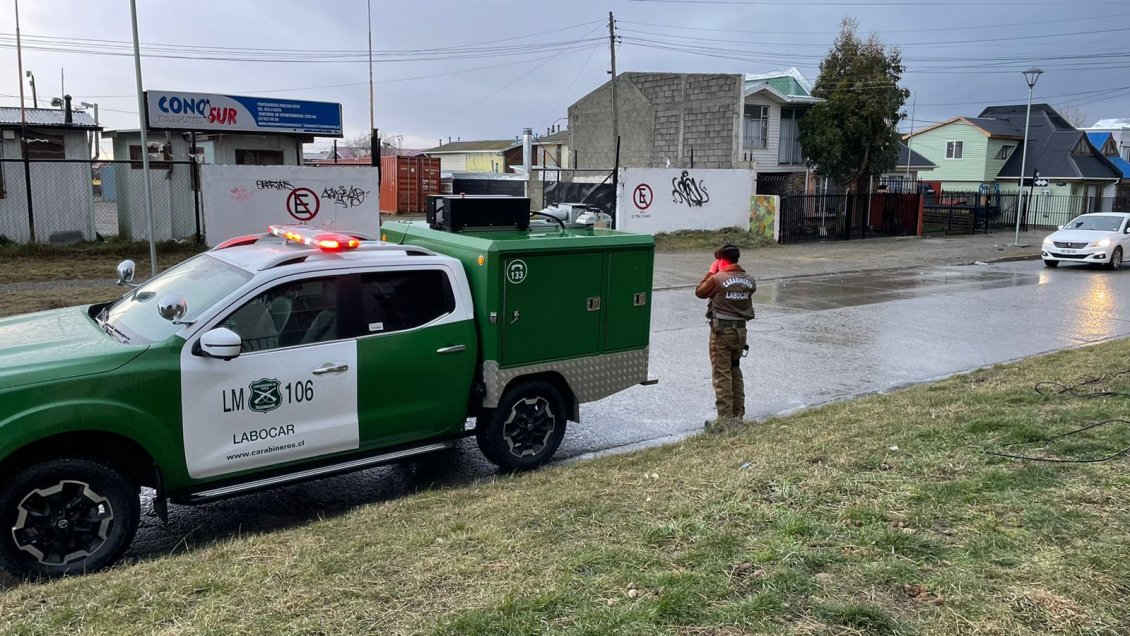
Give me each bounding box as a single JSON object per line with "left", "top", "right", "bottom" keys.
{"left": 779, "top": 193, "right": 921, "bottom": 244}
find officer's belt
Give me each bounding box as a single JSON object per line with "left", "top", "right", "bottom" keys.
{"left": 711, "top": 318, "right": 746, "bottom": 328}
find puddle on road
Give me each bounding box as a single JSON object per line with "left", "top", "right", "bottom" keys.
{"left": 756, "top": 267, "right": 1039, "bottom": 312}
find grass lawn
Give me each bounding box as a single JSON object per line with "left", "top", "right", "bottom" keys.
{"left": 654, "top": 229, "right": 777, "bottom": 252}
{"left": 0, "top": 240, "right": 203, "bottom": 285}
{"left": 2, "top": 337, "right": 1129, "bottom": 634}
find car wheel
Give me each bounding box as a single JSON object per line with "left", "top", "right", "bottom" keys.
{"left": 1108, "top": 247, "right": 1123, "bottom": 270}
{"left": 476, "top": 381, "right": 567, "bottom": 472}
{"left": 0, "top": 458, "right": 140, "bottom": 579}
{"left": 1043, "top": 260, "right": 1060, "bottom": 268}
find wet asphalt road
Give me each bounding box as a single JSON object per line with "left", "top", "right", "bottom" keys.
{"left": 125, "top": 259, "right": 1130, "bottom": 563}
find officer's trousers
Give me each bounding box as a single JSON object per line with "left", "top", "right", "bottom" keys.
{"left": 709, "top": 323, "right": 748, "bottom": 419}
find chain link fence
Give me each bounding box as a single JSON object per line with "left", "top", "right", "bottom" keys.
{"left": 0, "top": 158, "right": 200, "bottom": 244}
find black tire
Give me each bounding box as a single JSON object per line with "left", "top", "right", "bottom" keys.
{"left": 476, "top": 381, "right": 567, "bottom": 471}
{"left": 1043, "top": 260, "right": 1059, "bottom": 268}
{"left": 0, "top": 458, "right": 140, "bottom": 578}
{"left": 1108, "top": 247, "right": 1123, "bottom": 270}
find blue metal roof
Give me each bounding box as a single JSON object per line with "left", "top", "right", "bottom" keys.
{"left": 1087, "top": 131, "right": 1130, "bottom": 178}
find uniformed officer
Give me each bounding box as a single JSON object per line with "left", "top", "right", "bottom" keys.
{"left": 695, "top": 243, "right": 757, "bottom": 424}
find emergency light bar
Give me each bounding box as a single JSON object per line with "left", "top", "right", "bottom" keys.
{"left": 268, "top": 225, "right": 361, "bottom": 252}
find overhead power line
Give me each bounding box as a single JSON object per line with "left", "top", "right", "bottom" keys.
{"left": 619, "top": 13, "right": 1130, "bottom": 36}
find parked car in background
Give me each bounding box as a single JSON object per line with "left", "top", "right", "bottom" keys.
{"left": 1041, "top": 212, "right": 1130, "bottom": 269}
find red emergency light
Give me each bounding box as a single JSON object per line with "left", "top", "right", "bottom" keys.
{"left": 268, "top": 225, "right": 361, "bottom": 252}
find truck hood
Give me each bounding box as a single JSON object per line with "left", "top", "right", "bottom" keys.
{"left": 0, "top": 307, "right": 148, "bottom": 390}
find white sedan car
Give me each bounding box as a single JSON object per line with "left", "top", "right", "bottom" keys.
{"left": 1041, "top": 212, "right": 1130, "bottom": 269}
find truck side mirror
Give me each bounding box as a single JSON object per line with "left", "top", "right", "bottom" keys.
{"left": 199, "top": 328, "right": 242, "bottom": 360}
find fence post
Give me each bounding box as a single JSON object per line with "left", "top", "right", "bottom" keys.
{"left": 192, "top": 160, "right": 202, "bottom": 242}
{"left": 916, "top": 193, "right": 924, "bottom": 237}
{"left": 20, "top": 128, "right": 36, "bottom": 242}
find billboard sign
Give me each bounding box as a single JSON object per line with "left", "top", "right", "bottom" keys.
{"left": 146, "top": 91, "right": 343, "bottom": 136}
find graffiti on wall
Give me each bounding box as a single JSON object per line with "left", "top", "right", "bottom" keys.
{"left": 671, "top": 171, "right": 710, "bottom": 207}
{"left": 750, "top": 195, "right": 778, "bottom": 240}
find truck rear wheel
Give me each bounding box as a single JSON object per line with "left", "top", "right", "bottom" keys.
{"left": 0, "top": 458, "right": 140, "bottom": 579}
{"left": 477, "top": 381, "right": 567, "bottom": 471}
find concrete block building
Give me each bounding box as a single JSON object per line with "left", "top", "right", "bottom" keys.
{"left": 567, "top": 68, "right": 819, "bottom": 195}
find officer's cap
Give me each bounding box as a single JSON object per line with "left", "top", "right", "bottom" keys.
{"left": 714, "top": 243, "right": 741, "bottom": 262}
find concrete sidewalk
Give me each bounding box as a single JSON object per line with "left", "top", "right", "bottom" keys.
{"left": 654, "top": 230, "right": 1047, "bottom": 290}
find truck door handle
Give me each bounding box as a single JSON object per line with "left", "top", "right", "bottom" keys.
{"left": 511, "top": 310, "right": 520, "bottom": 324}
{"left": 312, "top": 363, "right": 349, "bottom": 376}
{"left": 436, "top": 345, "right": 467, "bottom": 355}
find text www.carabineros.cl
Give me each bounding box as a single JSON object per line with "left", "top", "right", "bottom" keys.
{"left": 226, "top": 439, "right": 305, "bottom": 462}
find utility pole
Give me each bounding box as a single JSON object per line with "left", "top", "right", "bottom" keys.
{"left": 368, "top": 0, "right": 377, "bottom": 169}
{"left": 129, "top": 0, "right": 159, "bottom": 276}
{"left": 904, "top": 95, "right": 917, "bottom": 177}
{"left": 25, "top": 70, "right": 37, "bottom": 107}
{"left": 608, "top": 11, "right": 618, "bottom": 163}
{"left": 15, "top": 0, "right": 36, "bottom": 242}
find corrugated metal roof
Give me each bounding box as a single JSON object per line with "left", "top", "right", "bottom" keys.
{"left": 0, "top": 107, "right": 99, "bottom": 128}
{"left": 424, "top": 139, "right": 513, "bottom": 154}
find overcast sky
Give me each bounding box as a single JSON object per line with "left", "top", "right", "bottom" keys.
{"left": 2, "top": 0, "right": 1127, "bottom": 155}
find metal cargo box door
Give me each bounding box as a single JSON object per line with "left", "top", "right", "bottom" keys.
{"left": 502, "top": 253, "right": 604, "bottom": 367}
{"left": 604, "top": 250, "right": 653, "bottom": 351}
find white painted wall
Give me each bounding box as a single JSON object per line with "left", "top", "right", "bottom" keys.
{"left": 616, "top": 167, "right": 756, "bottom": 234}
{"left": 201, "top": 165, "right": 379, "bottom": 245}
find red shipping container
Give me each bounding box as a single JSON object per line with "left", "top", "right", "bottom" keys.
{"left": 380, "top": 155, "right": 442, "bottom": 215}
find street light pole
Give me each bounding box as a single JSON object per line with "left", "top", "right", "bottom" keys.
{"left": 1014, "top": 67, "right": 1043, "bottom": 247}
{"left": 129, "top": 0, "right": 159, "bottom": 277}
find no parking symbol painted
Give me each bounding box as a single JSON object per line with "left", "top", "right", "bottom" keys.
{"left": 287, "top": 187, "right": 320, "bottom": 221}
{"left": 633, "top": 183, "right": 653, "bottom": 210}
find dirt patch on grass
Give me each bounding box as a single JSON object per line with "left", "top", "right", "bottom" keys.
{"left": 654, "top": 229, "right": 777, "bottom": 252}
{"left": 0, "top": 240, "right": 202, "bottom": 284}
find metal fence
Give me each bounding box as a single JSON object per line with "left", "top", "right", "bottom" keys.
{"left": 0, "top": 158, "right": 201, "bottom": 243}
{"left": 779, "top": 193, "right": 921, "bottom": 244}
{"left": 922, "top": 190, "right": 1123, "bottom": 236}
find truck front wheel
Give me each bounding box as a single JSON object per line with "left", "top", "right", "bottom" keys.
{"left": 477, "top": 381, "right": 567, "bottom": 471}
{"left": 0, "top": 458, "right": 140, "bottom": 578}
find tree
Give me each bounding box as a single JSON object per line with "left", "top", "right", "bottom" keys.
{"left": 341, "top": 133, "right": 405, "bottom": 157}
{"left": 1057, "top": 103, "right": 1089, "bottom": 128}
{"left": 799, "top": 18, "right": 910, "bottom": 190}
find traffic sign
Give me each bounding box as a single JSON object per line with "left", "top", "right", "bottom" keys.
{"left": 1034, "top": 178, "right": 1049, "bottom": 187}
{"left": 633, "top": 183, "right": 653, "bottom": 210}
{"left": 286, "top": 187, "right": 320, "bottom": 221}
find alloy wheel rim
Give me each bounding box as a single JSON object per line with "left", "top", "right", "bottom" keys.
{"left": 11, "top": 480, "right": 114, "bottom": 566}
{"left": 502, "top": 396, "right": 555, "bottom": 458}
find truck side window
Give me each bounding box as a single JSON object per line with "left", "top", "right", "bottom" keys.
{"left": 222, "top": 277, "right": 339, "bottom": 352}
{"left": 359, "top": 270, "right": 455, "bottom": 334}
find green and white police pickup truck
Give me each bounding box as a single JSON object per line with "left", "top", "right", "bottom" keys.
{"left": 0, "top": 217, "right": 654, "bottom": 577}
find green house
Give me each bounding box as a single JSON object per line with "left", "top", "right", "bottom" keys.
{"left": 907, "top": 104, "right": 1121, "bottom": 198}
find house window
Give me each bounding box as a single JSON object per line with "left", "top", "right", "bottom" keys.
{"left": 945, "top": 141, "right": 963, "bottom": 160}
{"left": 1071, "top": 138, "right": 1091, "bottom": 155}
{"left": 743, "top": 105, "right": 769, "bottom": 150}
{"left": 994, "top": 145, "right": 1014, "bottom": 160}
{"left": 778, "top": 108, "right": 805, "bottom": 166}
{"left": 235, "top": 149, "right": 284, "bottom": 165}
{"left": 27, "top": 132, "right": 66, "bottom": 160}
{"left": 129, "top": 143, "right": 171, "bottom": 170}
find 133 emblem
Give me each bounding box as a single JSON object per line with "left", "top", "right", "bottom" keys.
{"left": 248, "top": 378, "right": 282, "bottom": 414}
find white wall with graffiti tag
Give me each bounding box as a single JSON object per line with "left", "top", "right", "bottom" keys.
{"left": 201, "top": 165, "right": 379, "bottom": 246}
{"left": 615, "top": 168, "right": 756, "bottom": 234}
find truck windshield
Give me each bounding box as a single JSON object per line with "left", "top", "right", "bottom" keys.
{"left": 96, "top": 254, "right": 252, "bottom": 344}
{"left": 1065, "top": 215, "right": 1125, "bottom": 232}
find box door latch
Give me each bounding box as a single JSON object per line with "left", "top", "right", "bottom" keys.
{"left": 633, "top": 292, "right": 647, "bottom": 307}
{"left": 586, "top": 297, "right": 601, "bottom": 311}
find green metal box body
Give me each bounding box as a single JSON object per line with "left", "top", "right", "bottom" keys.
{"left": 381, "top": 221, "right": 654, "bottom": 374}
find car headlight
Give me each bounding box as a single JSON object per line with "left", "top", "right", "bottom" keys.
{"left": 1042, "top": 237, "right": 1053, "bottom": 244}
{"left": 1090, "top": 238, "right": 1114, "bottom": 248}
